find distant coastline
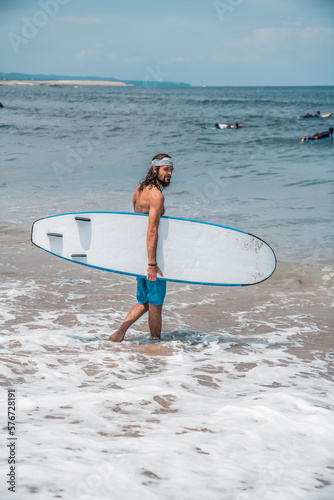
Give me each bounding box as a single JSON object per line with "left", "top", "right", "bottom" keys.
{"left": 0, "top": 80, "right": 132, "bottom": 87}
{"left": 0, "top": 72, "right": 191, "bottom": 87}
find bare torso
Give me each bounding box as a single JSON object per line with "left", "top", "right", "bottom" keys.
{"left": 133, "top": 185, "right": 165, "bottom": 215}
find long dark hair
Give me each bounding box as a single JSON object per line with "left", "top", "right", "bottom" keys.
{"left": 138, "top": 153, "right": 171, "bottom": 192}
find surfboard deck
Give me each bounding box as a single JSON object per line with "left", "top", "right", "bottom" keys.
{"left": 31, "top": 212, "right": 277, "bottom": 286}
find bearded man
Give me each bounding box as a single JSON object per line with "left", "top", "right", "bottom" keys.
{"left": 109, "top": 153, "right": 174, "bottom": 342}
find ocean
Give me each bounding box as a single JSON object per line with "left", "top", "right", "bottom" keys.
{"left": 1, "top": 84, "right": 333, "bottom": 499}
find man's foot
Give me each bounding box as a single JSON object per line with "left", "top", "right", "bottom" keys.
{"left": 109, "top": 303, "right": 149, "bottom": 342}
{"left": 149, "top": 335, "right": 161, "bottom": 341}
{"left": 109, "top": 328, "right": 126, "bottom": 342}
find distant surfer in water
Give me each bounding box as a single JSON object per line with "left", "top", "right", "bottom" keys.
{"left": 0, "top": 102, "right": 4, "bottom": 108}
{"left": 301, "top": 128, "right": 333, "bottom": 142}
{"left": 215, "top": 123, "right": 242, "bottom": 129}
{"left": 298, "top": 111, "right": 332, "bottom": 119}
{"left": 109, "top": 154, "right": 173, "bottom": 342}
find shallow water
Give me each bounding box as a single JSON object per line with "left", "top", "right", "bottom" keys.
{"left": 0, "top": 85, "right": 334, "bottom": 499}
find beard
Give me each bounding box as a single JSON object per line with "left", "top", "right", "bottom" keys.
{"left": 159, "top": 177, "right": 171, "bottom": 187}
{"left": 155, "top": 171, "right": 171, "bottom": 188}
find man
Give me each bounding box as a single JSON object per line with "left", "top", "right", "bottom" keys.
{"left": 298, "top": 111, "right": 332, "bottom": 119}
{"left": 109, "top": 153, "right": 173, "bottom": 342}
{"left": 301, "top": 128, "right": 333, "bottom": 142}
{"left": 299, "top": 111, "right": 320, "bottom": 118}
{"left": 214, "top": 123, "right": 242, "bottom": 129}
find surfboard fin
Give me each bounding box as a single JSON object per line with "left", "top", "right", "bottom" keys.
{"left": 47, "top": 232, "right": 63, "bottom": 237}
{"left": 75, "top": 217, "right": 91, "bottom": 222}
{"left": 71, "top": 254, "right": 87, "bottom": 258}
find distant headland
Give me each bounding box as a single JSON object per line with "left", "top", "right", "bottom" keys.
{"left": 0, "top": 72, "right": 191, "bottom": 87}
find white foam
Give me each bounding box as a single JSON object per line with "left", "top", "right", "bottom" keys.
{"left": 1, "top": 275, "right": 334, "bottom": 500}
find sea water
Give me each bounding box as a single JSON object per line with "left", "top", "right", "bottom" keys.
{"left": 0, "top": 85, "right": 333, "bottom": 499}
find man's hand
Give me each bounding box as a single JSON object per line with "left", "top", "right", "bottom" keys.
{"left": 147, "top": 265, "right": 163, "bottom": 281}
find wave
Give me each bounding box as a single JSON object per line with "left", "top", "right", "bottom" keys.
{"left": 0, "top": 124, "right": 17, "bottom": 130}
{"left": 273, "top": 261, "right": 333, "bottom": 286}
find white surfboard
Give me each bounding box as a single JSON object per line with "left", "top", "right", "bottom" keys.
{"left": 31, "top": 212, "right": 276, "bottom": 286}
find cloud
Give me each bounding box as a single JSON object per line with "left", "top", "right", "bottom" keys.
{"left": 75, "top": 46, "right": 144, "bottom": 67}
{"left": 123, "top": 56, "right": 145, "bottom": 66}
{"left": 107, "top": 52, "right": 120, "bottom": 63}
{"left": 251, "top": 26, "right": 333, "bottom": 45}
{"left": 58, "top": 15, "right": 117, "bottom": 25}
{"left": 281, "top": 20, "right": 303, "bottom": 27}
{"left": 76, "top": 49, "right": 100, "bottom": 61}
{"left": 211, "top": 25, "right": 334, "bottom": 65}
{"left": 169, "top": 57, "right": 191, "bottom": 64}
{"left": 251, "top": 27, "right": 291, "bottom": 45}
{"left": 297, "top": 26, "right": 333, "bottom": 43}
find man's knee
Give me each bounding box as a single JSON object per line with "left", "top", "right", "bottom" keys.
{"left": 148, "top": 303, "right": 163, "bottom": 312}
{"left": 139, "top": 302, "right": 149, "bottom": 312}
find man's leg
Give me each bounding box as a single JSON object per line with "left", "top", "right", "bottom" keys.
{"left": 148, "top": 304, "right": 163, "bottom": 339}
{"left": 146, "top": 279, "right": 166, "bottom": 339}
{"left": 109, "top": 302, "right": 149, "bottom": 342}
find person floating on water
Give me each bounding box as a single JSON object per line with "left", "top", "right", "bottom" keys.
{"left": 215, "top": 123, "right": 242, "bottom": 129}
{"left": 298, "top": 111, "right": 332, "bottom": 119}
{"left": 301, "top": 128, "right": 333, "bottom": 142}
{"left": 0, "top": 102, "right": 4, "bottom": 108}
{"left": 109, "top": 154, "right": 174, "bottom": 342}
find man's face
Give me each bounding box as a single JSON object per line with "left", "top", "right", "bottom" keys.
{"left": 156, "top": 166, "right": 173, "bottom": 187}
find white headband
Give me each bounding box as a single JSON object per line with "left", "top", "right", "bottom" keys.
{"left": 152, "top": 157, "right": 173, "bottom": 167}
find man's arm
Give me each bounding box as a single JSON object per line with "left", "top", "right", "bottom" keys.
{"left": 146, "top": 188, "right": 164, "bottom": 281}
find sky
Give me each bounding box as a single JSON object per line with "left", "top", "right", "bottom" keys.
{"left": 1, "top": 0, "right": 334, "bottom": 86}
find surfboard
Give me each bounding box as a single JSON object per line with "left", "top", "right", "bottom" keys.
{"left": 301, "top": 136, "right": 333, "bottom": 142}
{"left": 31, "top": 212, "right": 277, "bottom": 286}
{"left": 298, "top": 113, "right": 332, "bottom": 119}
{"left": 203, "top": 126, "right": 236, "bottom": 130}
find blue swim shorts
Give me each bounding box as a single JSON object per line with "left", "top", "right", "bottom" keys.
{"left": 136, "top": 277, "right": 167, "bottom": 306}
